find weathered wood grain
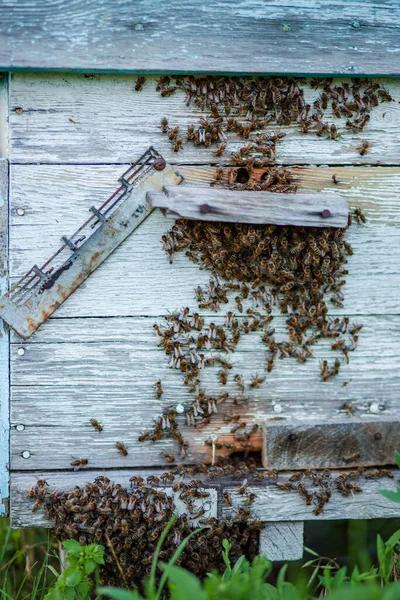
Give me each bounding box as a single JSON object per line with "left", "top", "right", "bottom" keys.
{"left": 1, "top": 1, "right": 400, "bottom": 75}
{"left": 9, "top": 315, "right": 400, "bottom": 470}
{"left": 7, "top": 165, "right": 400, "bottom": 318}
{"left": 259, "top": 521, "right": 304, "bottom": 561}
{"left": 262, "top": 418, "right": 400, "bottom": 470}
{"left": 8, "top": 74, "right": 400, "bottom": 165}
{"left": 10, "top": 468, "right": 400, "bottom": 528}
{"left": 148, "top": 187, "right": 348, "bottom": 228}
{"left": 222, "top": 476, "right": 400, "bottom": 522}
{"left": 0, "top": 157, "right": 9, "bottom": 516}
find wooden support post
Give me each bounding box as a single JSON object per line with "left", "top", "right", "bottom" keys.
{"left": 259, "top": 521, "right": 304, "bottom": 562}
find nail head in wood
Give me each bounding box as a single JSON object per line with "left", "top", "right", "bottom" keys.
{"left": 200, "top": 203, "right": 210, "bottom": 214}
{"left": 321, "top": 209, "right": 332, "bottom": 218}
{"left": 374, "top": 432, "right": 383, "bottom": 440}
{"left": 153, "top": 158, "right": 166, "bottom": 171}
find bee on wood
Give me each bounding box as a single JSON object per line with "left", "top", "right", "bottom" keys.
{"left": 160, "top": 117, "right": 169, "bottom": 134}
{"left": 358, "top": 140, "right": 371, "bottom": 156}
{"left": 353, "top": 207, "right": 366, "bottom": 224}
{"left": 155, "top": 380, "right": 164, "bottom": 399}
{"left": 266, "top": 355, "right": 274, "bottom": 373}
{"left": 223, "top": 492, "right": 233, "bottom": 506}
{"left": 173, "top": 138, "right": 183, "bottom": 152}
{"left": 71, "top": 457, "right": 88, "bottom": 471}
{"left": 115, "top": 442, "right": 128, "bottom": 456}
{"left": 90, "top": 418, "right": 103, "bottom": 432}
{"left": 244, "top": 492, "right": 256, "bottom": 506}
{"left": 250, "top": 374, "right": 265, "bottom": 388}
{"left": 161, "top": 450, "right": 175, "bottom": 463}
{"left": 238, "top": 479, "right": 248, "bottom": 495}
{"left": 343, "top": 452, "right": 360, "bottom": 464}
{"left": 187, "top": 124, "right": 195, "bottom": 141}
{"left": 218, "top": 369, "right": 228, "bottom": 385}
{"left": 214, "top": 142, "right": 227, "bottom": 157}
{"left": 168, "top": 127, "right": 180, "bottom": 141}
{"left": 134, "top": 76, "right": 146, "bottom": 92}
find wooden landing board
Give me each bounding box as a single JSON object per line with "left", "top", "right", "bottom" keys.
{"left": 9, "top": 315, "right": 400, "bottom": 471}
{"left": 262, "top": 419, "right": 400, "bottom": 470}
{"left": 10, "top": 469, "right": 400, "bottom": 528}
{"left": 0, "top": 1, "right": 400, "bottom": 75}
{"left": 7, "top": 74, "right": 400, "bottom": 165}
{"left": 148, "top": 187, "right": 348, "bottom": 228}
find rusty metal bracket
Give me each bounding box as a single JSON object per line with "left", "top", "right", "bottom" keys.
{"left": 0, "top": 147, "right": 182, "bottom": 339}
{"left": 262, "top": 418, "right": 400, "bottom": 470}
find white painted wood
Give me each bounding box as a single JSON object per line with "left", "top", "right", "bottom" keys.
{"left": 9, "top": 314, "right": 400, "bottom": 470}
{"left": 1, "top": 2, "right": 400, "bottom": 75}
{"left": 8, "top": 74, "right": 400, "bottom": 165}
{"left": 260, "top": 521, "right": 304, "bottom": 561}
{"left": 10, "top": 469, "right": 400, "bottom": 528}
{"left": 7, "top": 165, "right": 400, "bottom": 318}
{"left": 0, "top": 157, "right": 9, "bottom": 516}
{"left": 148, "top": 187, "right": 348, "bottom": 228}
{"left": 222, "top": 476, "right": 400, "bottom": 521}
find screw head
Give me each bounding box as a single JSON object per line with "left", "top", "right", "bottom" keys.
{"left": 321, "top": 209, "right": 332, "bottom": 219}
{"left": 22, "top": 450, "right": 31, "bottom": 459}
{"left": 16, "top": 424, "right": 25, "bottom": 432}
{"left": 374, "top": 432, "right": 383, "bottom": 440}
{"left": 288, "top": 433, "right": 297, "bottom": 442}
{"left": 16, "top": 207, "right": 25, "bottom": 216}
{"left": 17, "top": 348, "right": 25, "bottom": 356}
{"left": 176, "top": 404, "right": 185, "bottom": 414}
{"left": 200, "top": 203, "right": 211, "bottom": 214}
{"left": 153, "top": 157, "right": 166, "bottom": 171}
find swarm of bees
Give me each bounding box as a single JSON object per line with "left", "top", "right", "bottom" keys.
{"left": 154, "top": 75, "right": 392, "bottom": 156}
{"left": 275, "top": 467, "right": 394, "bottom": 516}
{"left": 28, "top": 471, "right": 262, "bottom": 589}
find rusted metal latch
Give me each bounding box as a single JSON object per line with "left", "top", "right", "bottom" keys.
{"left": 0, "top": 147, "right": 182, "bottom": 339}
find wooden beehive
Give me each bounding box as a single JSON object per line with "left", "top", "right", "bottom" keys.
{"left": 1, "top": 0, "right": 400, "bottom": 562}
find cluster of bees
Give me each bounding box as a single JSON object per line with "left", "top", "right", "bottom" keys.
{"left": 28, "top": 471, "right": 261, "bottom": 588}
{"left": 276, "top": 467, "right": 394, "bottom": 516}
{"left": 150, "top": 74, "right": 393, "bottom": 157}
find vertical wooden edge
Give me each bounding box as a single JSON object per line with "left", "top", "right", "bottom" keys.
{"left": 0, "top": 71, "right": 9, "bottom": 515}
{"left": 259, "top": 521, "right": 304, "bottom": 562}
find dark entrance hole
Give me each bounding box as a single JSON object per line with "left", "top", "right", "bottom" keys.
{"left": 235, "top": 167, "right": 250, "bottom": 184}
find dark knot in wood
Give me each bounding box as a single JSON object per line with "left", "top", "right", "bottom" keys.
{"left": 288, "top": 433, "right": 297, "bottom": 442}
{"left": 321, "top": 209, "right": 332, "bottom": 219}
{"left": 153, "top": 158, "right": 166, "bottom": 171}
{"left": 374, "top": 432, "right": 383, "bottom": 440}
{"left": 200, "top": 203, "right": 211, "bottom": 214}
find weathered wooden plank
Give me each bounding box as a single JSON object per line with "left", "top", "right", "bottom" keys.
{"left": 1, "top": 1, "right": 400, "bottom": 75}
{"left": 10, "top": 469, "right": 400, "bottom": 527}
{"left": 7, "top": 165, "right": 400, "bottom": 318}
{"left": 222, "top": 476, "right": 400, "bottom": 522}
{"left": 9, "top": 315, "right": 400, "bottom": 470}
{"left": 8, "top": 74, "right": 400, "bottom": 165}
{"left": 0, "top": 156, "right": 9, "bottom": 516}
{"left": 148, "top": 187, "right": 348, "bottom": 228}
{"left": 259, "top": 522, "right": 304, "bottom": 561}
{"left": 262, "top": 418, "right": 400, "bottom": 470}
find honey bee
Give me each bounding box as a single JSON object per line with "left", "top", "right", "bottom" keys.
{"left": 358, "top": 140, "right": 371, "bottom": 156}
{"left": 160, "top": 117, "right": 169, "bottom": 134}
{"left": 238, "top": 479, "right": 248, "bottom": 494}
{"left": 71, "top": 458, "right": 88, "bottom": 471}
{"left": 173, "top": 138, "right": 183, "bottom": 152}
{"left": 266, "top": 355, "right": 274, "bottom": 372}
{"left": 134, "top": 76, "right": 146, "bottom": 92}
{"left": 187, "top": 124, "right": 195, "bottom": 141}
{"left": 214, "top": 143, "right": 227, "bottom": 157}
{"left": 168, "top": 127, "right": 180, "bottom": 141}
{"left": 223, "top": 492, "right": 233, "bottom": 506}
{"left": 90, "top": 418, "right": 103, "bottom": 432}
{"left": 155, "top": 380, "right": 164, "bottom": 399}
{"left": 343, "top": 452, "right": 360, "bottom": 464}
{"left": 115, "top": 442, "right": 128, "bottom": 456}
{"left": 235, "top": 296, "right": 243, "bottom": 313}
{"left": 218, "top": 369, "right": 228, "bottom": 385}
{"left": 161, "top": 450, "right": 175, "bottom": 463}
{"left": 250, "top": 374, "right": 265, "bottom": 388}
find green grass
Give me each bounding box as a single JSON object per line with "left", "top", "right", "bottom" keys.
{"left": 0, "top": 518, "right": 58, "bottom": 599}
